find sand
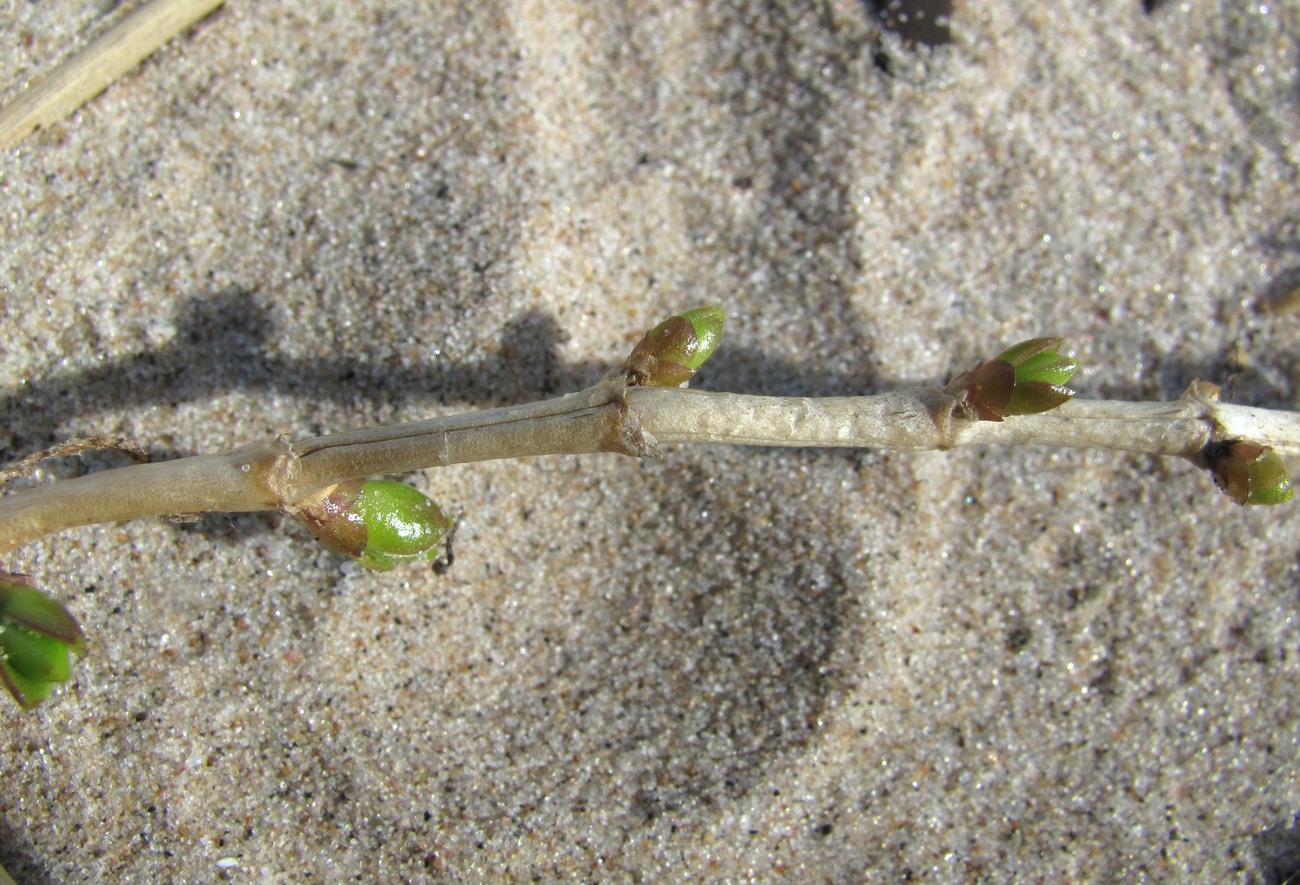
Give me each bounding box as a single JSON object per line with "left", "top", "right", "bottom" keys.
{"left": 1, "top": 1, "right": 1298, "bottom": 880}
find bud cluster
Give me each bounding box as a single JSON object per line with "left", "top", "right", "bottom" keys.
{"left": 949, "top": 337, "right": 1080, "bottom": 422}
{"left": 0, "top": 573, "right": 86, "bottom": 709}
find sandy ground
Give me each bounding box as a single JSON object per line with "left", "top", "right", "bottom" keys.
{"left": 2, "top": 1, "right": 1299, "bottom": 881}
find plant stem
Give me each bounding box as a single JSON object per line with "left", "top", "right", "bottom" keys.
{"left": 1, "top": 380, "right": 1296, "bottom": 555}
{"left": 289, "top": 376, "right": 656, "bottom": 489}
{"left": 630, "top": 388, "right": 1300, "bottom": 455}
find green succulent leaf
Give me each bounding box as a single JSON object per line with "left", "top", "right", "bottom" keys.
{"left": 995, "top": 337, "right": 1063, "bottom": 368}
{"left": 1, "top": 580, "right": 87, "bottom": 651}
{"left": 1, "top": 624, "right": 75, "bottom": 682}
{"left": 1006, "top": 380, "right": 1076, "bottom": 416}
{"left": 0, "top": 659, "right": 55, "bottom": 710}
{"left": 1013, "top": 350, "right": 1080, "bottom": 387}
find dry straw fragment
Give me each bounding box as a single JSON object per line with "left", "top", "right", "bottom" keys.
{"left": 0, "top": 0, "right": 224, "bottom": 150}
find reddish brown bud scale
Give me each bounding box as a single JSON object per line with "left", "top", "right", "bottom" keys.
{"left": 954, "top": 359, "right": 1016, "bottom": 422}
{"left": 1204, "top": 440, "right": 1295, "bottom": 506}
{"left": 296, "top": 481, "right": 368, "bottom": 557}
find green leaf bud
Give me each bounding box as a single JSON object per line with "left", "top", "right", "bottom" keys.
{"left": 1246, "top": 449, "right": 1294, "bottom": 505}
{"left": 950, "top": 337, "right": 1079, "bottom": 421}
{"left": 298, "top": 480, "right": 453, "bottom": 571}
{"left": 0, "top": 575, "right": 86, "bottom": 709}
{"left": 679, "top": 306, "right": 725, "bottom": 365}
{"left": 1, "top": 578, "right": 86, "bottom": 648}
{"left": 624, "top": 305, "right": 725, "bottom": 387}
{"left": 1205, "top": 441, "right": 1295, "bottom": 506}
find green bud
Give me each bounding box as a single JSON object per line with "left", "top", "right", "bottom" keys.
{"left": 0, "top": 574, "right": 86, "bottom": 710}
{"left": 679, "top": 306, "right": 725, "bottom": 364}
{"left": 1245, "top": 449, "right": 1294, "bottom": 505}
{"left": 624, "top": 305, "right": 725, "bottom": 387}
{"left": 1205, "top": 441, "right": 1294, "bottom": 506}
{"left": 298, "top": 480, "right": 453, "bottom": 571}
{"left": 950, "top": 337, "right": 1079, "bottom": 421}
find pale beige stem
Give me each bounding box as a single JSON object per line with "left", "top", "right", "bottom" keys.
{"left": 628, "top": 389, "right": 1300, "bottom": 457}
{"left": 287, "top": 377, "right": 655, "bottom": 491}
{"left": 0, "top": 379, "right": 641, "bottom": 554}
{"left": 0, "top": 442, "right": 287, "bottom": 553}
{"left": 0, "top": 382, "right": 1295, "bottom": 555}
{"left": 628, "top": 389, "right": 1217, "bottom": 455}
